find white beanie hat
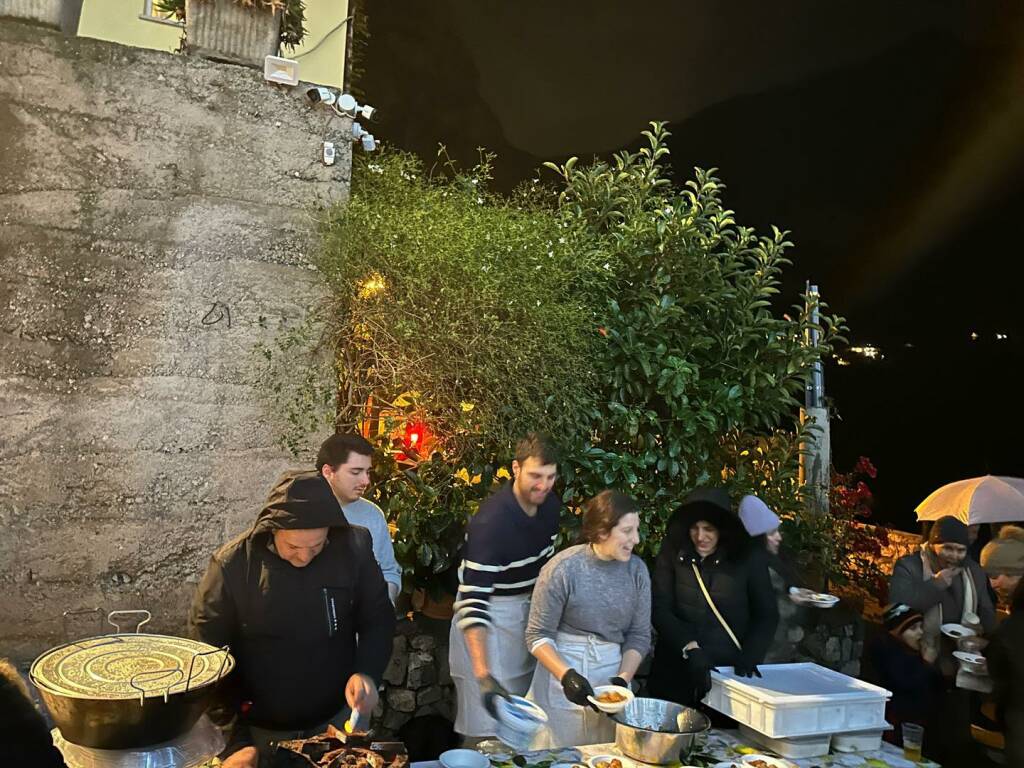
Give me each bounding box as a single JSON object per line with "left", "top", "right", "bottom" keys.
{"left": 738, "top": 495, "right": 781, "bottom": 537}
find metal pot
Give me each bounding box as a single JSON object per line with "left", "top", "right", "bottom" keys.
{"left": 612, "top": 698, "right": 710, "bottom": 764}
{"left": 30, "top": 610, "right": 234, "bottom": 749}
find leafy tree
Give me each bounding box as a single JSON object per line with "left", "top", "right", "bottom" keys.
{"left": 261, "top": 124, "right": 846, "bottom": 590}
{"left": 550, "top": 123, "right": 845, "bottom": 553}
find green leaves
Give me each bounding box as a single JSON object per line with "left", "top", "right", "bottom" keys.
{"left": 267, "top": 122, "right": 849, "bottom": 592}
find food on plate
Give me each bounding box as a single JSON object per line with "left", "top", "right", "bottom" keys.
{"left": 596, "top": 690, "right": 627, "bottom": 703}
{"left": 594, "top": 760, "right": 622, "bottom": 768}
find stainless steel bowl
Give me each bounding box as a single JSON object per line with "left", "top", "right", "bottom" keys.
{"left": 611, "top": 698, "right": 710, "bottom": 764}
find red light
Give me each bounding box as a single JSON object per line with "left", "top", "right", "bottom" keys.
{"left": 403, "top": 421, "right": 426, "bottom": 451}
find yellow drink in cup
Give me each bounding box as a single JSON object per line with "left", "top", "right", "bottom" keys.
{"left": 902, "top": 722, "right": 924, "bottom": 762}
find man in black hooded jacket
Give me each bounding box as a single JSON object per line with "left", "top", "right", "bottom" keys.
{"left": 190, "top": 470, "right": 396, "bottom": 767}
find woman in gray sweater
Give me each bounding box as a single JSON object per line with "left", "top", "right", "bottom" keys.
{"left": 524, "top": 491, "right": 652, "bottom": 748}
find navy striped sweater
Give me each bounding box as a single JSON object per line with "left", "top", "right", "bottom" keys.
{"left": 454, "top": 481, "right": 561, "bottom": 630}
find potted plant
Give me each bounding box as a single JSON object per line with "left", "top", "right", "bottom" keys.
{"left": 156, "top": 0, "right": 306, "bottom": 67}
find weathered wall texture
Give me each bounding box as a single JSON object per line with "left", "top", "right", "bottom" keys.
{"left": 0, "top": 20, "right": 351, "bottom": 661}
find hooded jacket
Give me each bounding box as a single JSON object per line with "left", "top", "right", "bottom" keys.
{"left": 189, "top": 471, "right": 396, "bottom": 742}
{"left": 649, "top": 500, "right": 778, "bottom": 701}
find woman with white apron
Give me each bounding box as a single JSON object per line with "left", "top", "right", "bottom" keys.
{"left": 524, "top": 491, "right": 652, "bottom": 748}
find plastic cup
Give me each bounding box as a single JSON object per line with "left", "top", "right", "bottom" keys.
{"left": 902, "top": 722, "right": 924, "bottom": 761}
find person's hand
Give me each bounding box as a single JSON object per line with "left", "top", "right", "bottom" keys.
{"left": 478, "top": 674, "right": 511, "bottom": 718}
{"left": 345, "top": 673, "right": 378, "bottom": 718}
{"left": 922, "top": 640, "right": 939, "bottom": 664}
{"left": 685, "top": 647, "right": 715, "bottom": 702}
{"left": 221, "top": 746, "right": 259, "bottom": 768}
{"left": 609, "top": 675, "right": 630, "bottom": 690}
{"left": 734, "top": 651, "right": 762, "bottom": 679}
{"left": 561, "top": 668, "right": 597, "bottom": 710}
{"left": 934, "top": 567, "right": 961, "bottom": 589}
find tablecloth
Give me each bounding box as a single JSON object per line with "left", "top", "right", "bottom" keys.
{"left": 411, "top": 729, "right": 941, "bottom": 768}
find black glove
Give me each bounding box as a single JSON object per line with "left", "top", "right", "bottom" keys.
{"left": 684, "top": 647, "right": 715, "bottom": 703}
{"left": 561, "top": 668, "right": 598, "bottom": 710}
{"left": 609, "top": 676, "right": 630, "bottom": 690}
{"left": 478, "top": 674, "right": 511, "bottom": 718}
{"left": 734, "top": 651, "right": 762, "bottom": 679}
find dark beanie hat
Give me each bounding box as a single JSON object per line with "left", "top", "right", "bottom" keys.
{"left": 883, "top": 603, "right": 923, "bottom": 635}
{"left": 928, "top": 516, "right": 969, "bottom": 547}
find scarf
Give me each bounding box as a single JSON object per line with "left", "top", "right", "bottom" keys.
{"left": 919, "top": 545, "right": 976, "bottom": 660}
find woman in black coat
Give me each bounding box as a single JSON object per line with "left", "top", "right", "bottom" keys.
{"left": 647, "top": 495, "right": 778, "bottom": 706}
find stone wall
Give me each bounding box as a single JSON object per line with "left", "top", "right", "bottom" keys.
{"left": 376, "top": 617, "right": 456, "bottom": 737}
{"left": 0, "top": 19, "right": 352, "bottom": 660}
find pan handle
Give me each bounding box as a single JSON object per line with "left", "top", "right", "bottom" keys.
{"left": 185, "top": 645, "right": 231, "bottom": 692}
{"left": 108, "top": 610, "right": 152, "bottom": 634}
{"left": 62, "top": 608, "right": 103, "bottom": 642}
{"left": 130, "top": 667, "right": 184, "bottom": 705}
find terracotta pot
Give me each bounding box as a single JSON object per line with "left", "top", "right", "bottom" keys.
{"left": 411, "top": 587, "right": 454, "bottom": 620}
{"left": 185, "top": 0, "right": 280, "bottom": 67}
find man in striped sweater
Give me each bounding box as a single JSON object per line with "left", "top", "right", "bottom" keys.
{"left": 449, "top": 434, "right": 562, "bottom": 743}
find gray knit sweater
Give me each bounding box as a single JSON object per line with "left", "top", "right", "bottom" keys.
{"left": 525, "top": 544, "right": 652, "bottom": 656}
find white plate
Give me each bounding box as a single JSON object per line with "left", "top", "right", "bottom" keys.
{"left": 587, "top": 684, "right": 634, "bottom": 713}
{"left": 941, "top": 623, "right": 976, "bottom": 639}
{"left": 953, "top": 650, "right": 986, "bottom": 665}
{"left": 587, "top": 755, "right": 633, "bottom": 768}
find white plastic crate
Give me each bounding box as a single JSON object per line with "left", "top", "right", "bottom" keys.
{"left": 706, "top": 663, "right": 891, "bottom": 738}
{"left": 738, "top": 723, "right": 832, "bottom": 758}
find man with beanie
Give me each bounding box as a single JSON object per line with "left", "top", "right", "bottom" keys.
{"left": 190, "top": 470, "right": 396, "bottom": 768}
{"left": 981, "top": 525, "right": 1024, "bottom": 766}
{"left": 889, "top": 515, "right": 995, "bottom": 667}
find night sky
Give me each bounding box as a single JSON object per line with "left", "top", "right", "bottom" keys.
{"left": 356, "top": 1, "right": 1024, "bottom": 529}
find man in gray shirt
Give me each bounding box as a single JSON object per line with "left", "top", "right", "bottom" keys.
{"left": 318, "top": 433, "right": 402, "bottom": 604}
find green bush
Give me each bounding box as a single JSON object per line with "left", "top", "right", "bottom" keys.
{"left": 262, "top": 124, "right": 846, "bottom": 591}
{"left": 551, "top": 124, "right": 844, "bottom": 554}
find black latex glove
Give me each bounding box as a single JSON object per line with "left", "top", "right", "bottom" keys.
{"left": 734, "top": 651, "right": 762, "bottom": 679}
{"left": 561, "top": 668, "right": 598, "bottom": 710}
{"left": 478, "top": 674, "right": 511, "bottom": 718}
{"left": 609, "top": 675, "right": 630, "bottom": 690}
{"left": 685, "top": 647, "right": 715, "bottom": 702}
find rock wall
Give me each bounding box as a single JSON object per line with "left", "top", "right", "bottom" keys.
{"left": 0, "top": 19, "right": 351, "bottom": 660}
{"left": 376, "top": 617, "right": 456, "bottom": 737}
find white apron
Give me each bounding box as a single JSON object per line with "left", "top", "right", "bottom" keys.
{"left": 526, "top": 632, "right": 622, "bottom": 749}
{"left": 449, "top": 594, "right": 535, "bottom": 737}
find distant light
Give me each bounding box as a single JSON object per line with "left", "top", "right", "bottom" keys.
{"left": 835, "top": 357, "right": 851, "bottom": 366}
{"left": 849, "top": 344, "right": 883, "bottom": 360}
{"left": 970, "top": 332, "right": 979, "bottom": 341}
{"left": 996, "top": 333, "right": 1009, "bottom": 340}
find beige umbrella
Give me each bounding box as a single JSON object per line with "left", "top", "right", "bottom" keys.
{"left": 915, "top": 475, "right": 1024, "bottom": 525}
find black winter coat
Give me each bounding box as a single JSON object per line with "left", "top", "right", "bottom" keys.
{"left": 865, "top": 632, "right": 943, "bottom": 726}
{"left": 648, "top": 524, "right": 778, "bottom": 703}
{"left": 189, "top": 471, "right": 396, "bottom": 749}
{"left": 987, "top": 580, "right": 1024, "bottom": 767}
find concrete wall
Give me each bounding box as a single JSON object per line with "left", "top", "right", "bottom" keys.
{"left": 0, "top": 19, "right": 350, "bottom": 661}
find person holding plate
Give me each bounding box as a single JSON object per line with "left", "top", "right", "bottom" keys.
{"left": 524, "top": 491, "right": 652, "bottom": 748}
{"left": 889, "top": 515, "right": 995, "bottom": 670}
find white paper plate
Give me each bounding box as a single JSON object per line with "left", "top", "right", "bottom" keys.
{"left": 941, "top": 623, "right": 976, "bottom": 639}
{"left": 953, "top": 650, "right": 986, "bottom": 665}
{"left": 587, "top": 684, "right": 634, "bottom": 713}
{"left": 587, "top": 755, "right": 634, "bottom": 768}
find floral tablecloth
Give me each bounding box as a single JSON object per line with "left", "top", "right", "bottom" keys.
{"left": 423, "top": 730, "right": 940, "bottom": 768}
